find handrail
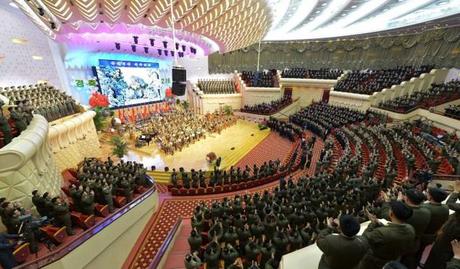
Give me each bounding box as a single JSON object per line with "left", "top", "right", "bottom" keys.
{"left": 16, "top": 183, "right": 157, "bottom": 269}
{"left": 149, "top": 217, "right": 182, "bottom": 269}
{"left": 432, "top": 174, "right": 460, "bottom": 181}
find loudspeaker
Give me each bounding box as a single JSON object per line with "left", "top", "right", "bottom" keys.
{"left": 172, "top": 82, "right": 186, "bottom": 96}
{"left": 172, "top": 67, "right": 186, "bottom": 82}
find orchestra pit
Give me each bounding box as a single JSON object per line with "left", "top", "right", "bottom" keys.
{"left": 1, "top": 1, "right": 460, "bottom": 269}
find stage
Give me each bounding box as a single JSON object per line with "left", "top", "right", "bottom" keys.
{"left": 122, "top": 119, "right": 270, "bottom": 171}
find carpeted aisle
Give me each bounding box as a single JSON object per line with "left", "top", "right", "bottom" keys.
{"left": 123, "top": 133, "right": 325, "bottom": 269}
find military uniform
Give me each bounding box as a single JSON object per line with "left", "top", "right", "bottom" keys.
{"left": 421, "top": 202, "right": 449, "bottom": 246}
{"left": 358, "top": 222, "right": 415, "bottom": 269}
{"left": 316, "top": 228, "right": 368, "bottom": 269}
{"left": 53, "top": 201, "right": 74, "bottom": 235}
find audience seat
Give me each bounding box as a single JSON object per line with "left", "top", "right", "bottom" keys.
{"left": 40, "top": 225, "right": 67, "bottom": 244}
{"left": 71, "top": 212, "right": 95, "bottom": 229}
{"left": 13, "top": 243, "right": 30, "bottom": 264}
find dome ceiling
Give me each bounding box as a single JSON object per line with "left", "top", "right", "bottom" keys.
{"left": 265, "top": 0, "right": 460, "bottom": 40}
{"left": 12, "top": 0, "right": 271, "bottom": 55}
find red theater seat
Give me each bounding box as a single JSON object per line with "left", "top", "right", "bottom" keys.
{"left": 95, "top": 204, "right": 109, "bottom": 217}
{"left": 113, "top": 196, "right": 127, "bottom": 207}
{"left": 71, "top": 212, "right": 95, "bottom": 229}
{"left": 13, "top": 243, "right": 30, "bottom": 264}
{"left": 40, "top": 225, "right": 67, "bottom": 244}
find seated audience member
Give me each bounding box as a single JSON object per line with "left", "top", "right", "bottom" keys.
{"left": 358, "top": 201, "right": 415, "bottom": 269}
{"left": 281, "top": 68, "right": 342, "bottom": 79}
{"left": 316, "top": 215, "right": 367, "bottom": 269}
{"left": 241, "top": 70, "right": 278, "bottom": 88}
{"left": 241, "top": 95, "right": 293, "bottom": 115}
{"left": 197, "top": 79, "right": 237, "bottom": 94}
{"left": 379, "top": 80, "right": 460, "bottom": 113}
{"left": 184, "top": 252, "right": 202, "bottom": 269}
{"left": 334, "top": 65, "right": 432, "bottom": 95}
{"left": 0, "top": 232, "right": 21, "bottom": 269}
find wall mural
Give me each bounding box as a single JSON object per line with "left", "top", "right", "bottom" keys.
{"left": 209, "top": 27, "right": 460, "bottom": 73}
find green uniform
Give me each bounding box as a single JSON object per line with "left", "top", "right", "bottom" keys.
{"left": 421, "top": 202, "right": 449, "bottom": 245}
{"left": 317, "top": 228, "right": 368, "bottom": 269}
{"left": 53, "top": 202, "right": 74, "bottom": 235}
{"left": 358, "top": 222, "right": 416, "bottom": 269}
{"left": 447, "top": 258, "right": 460, "bottom": 269}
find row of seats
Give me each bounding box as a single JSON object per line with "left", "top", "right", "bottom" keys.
{"left": 0, "top": 83, "right": 80, "bottom": 122}
{"left": 334, "top": 65, "right": 433, "bottom": 95}
{"left": 241, "top": 95, "right": 292, "bottom": 115}
{"left": 281, "top": 68, "right": 342, "bottom": 79}
{"left": 197, "top": 79, "right": 237, "bottom": 94}
{"left": 445, "top": 104, "right": 460, "bottom": 120}
{"left": 379, "top": 80, "right": 460, "bottom": 113}
{"left": 241, "top": 70, "right": 278, "bottom": 88}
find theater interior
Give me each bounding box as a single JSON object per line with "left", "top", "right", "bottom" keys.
{"left": 1, "top": 0, "right": 460, "bottom": 269}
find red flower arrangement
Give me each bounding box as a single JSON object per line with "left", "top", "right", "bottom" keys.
{"left": 89, "top": 92, "right": 109, "bottom": 108}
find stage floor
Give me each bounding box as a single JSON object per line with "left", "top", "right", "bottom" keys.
{"left": 122, "top": 119, "right": 270, "bottom": 171}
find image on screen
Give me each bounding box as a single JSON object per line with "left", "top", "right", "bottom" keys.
{"left": 95, "top": 59, "right": 171, "bottom": 107}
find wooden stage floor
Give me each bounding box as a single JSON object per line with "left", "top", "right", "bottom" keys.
{"left": 122, "top": 119, "right": 270, "bottom": 171}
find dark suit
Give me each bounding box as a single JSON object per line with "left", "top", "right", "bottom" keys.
{"left": 316, "top": 228, "right": 368, "bottom": 269}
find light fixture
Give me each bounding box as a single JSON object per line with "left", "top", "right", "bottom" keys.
{"left": 11, "top": 38, "right": 27, "bottom": 44}
{"left": 9, "top": 2, "right": 18, "bottom": 9}
{"left": 32, "top": 55, "right": 43, "bottom": 60}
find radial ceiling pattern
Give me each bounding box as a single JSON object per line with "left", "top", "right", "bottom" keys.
{"left": 265, "top": 0, "right": 460, "bottom": 40}
{"left": 13, "top": 0, "right": 271, "bottom": 54}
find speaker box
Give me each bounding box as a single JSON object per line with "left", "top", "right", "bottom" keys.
{"left": 172, "top": 67, "right": 186, "bottom": 82}
{"left": 172, "top": 82, "right": 186, "bottom": 96}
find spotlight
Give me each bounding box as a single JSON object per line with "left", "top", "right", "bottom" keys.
{"left": 115, "top": 43, "right": 121, "bottom": 50}
{"left": 133, "top": 36, "right": 139, "bottom": 44}
{"left": 164, "top": 50, "right": 168, "bottom": 56}
{"left": 175, "top": 43, "right": 179, "bottom": 50}
{"left": 149, "top": 38, "right": 155, "bottom": 46}
{"left": 178, "top": 52, "right": 184, "bottom": 58}
{"left": 182, "top": 45, "right": 186, "bottom": 52}
{"left": 131, "top": 45, "right": 136, "bottom": 52}
{"left": 158, "top": 49, "right": 162, "bottom": 55}
{"left": 38, "top": 7, "right": 44, "bottom": 16}
{"left": 162, "top": 41, "right": 168, "bottom": 48}
{"left": 144, "top": 47, "right": 149, "bottom": 54}
{"left": 171, "top": 51, "right": 174, "bottom": 57}
{"left": 50, "top": 22, "right": 56, "bottom": 30}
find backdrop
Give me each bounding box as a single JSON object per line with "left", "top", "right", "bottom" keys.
{"left": 209, "top": 27, "right": 460, "bottom": 73}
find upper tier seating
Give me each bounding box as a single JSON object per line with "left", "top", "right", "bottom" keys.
{"left": 0, "top": 83, "right": 80, "bottom": 122}
{"left": 197, "top": 79, "right": 237, "bottom": 94}
{"left": 289, "top": 102, "right": 366, "bottom": 138}
{"left": 0, "top": 99, "right": 33, "bottom": 149}
{"left": 281, "top": 68, "right": 342, "bottom": 79}
{"left": 241, "top": 94, "right": 293, "bottom": 115}
{"left": 241, "top": 70, "right": 278, "bottom": 87}
{"left": 445, "top": 104, "right": 460, "bottom": 120}
{"left": 334, "top": 65, "right": 433, "bottom": 95}
{"left": 379, "top": 80, "right": 460, "bottom": 113}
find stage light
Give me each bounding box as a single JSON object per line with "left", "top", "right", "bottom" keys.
{"left": 171, "top": 51, "right": 174, "bottom": 57}
{"left": 182, "top": 45, "right": 186, "bottom": 52}
{"left": 144, "top": 47, "right": 149, "bottom": 54}
{"left": 50, "top": 22, "right": 56, "bottom": 30}
{"left": 149, "top": 38, "right": 155, "bottom": 46}
{"left": 115, "top": 43, "right": 121, "bottom": 50}
{"left": 131, "top": 45, "right": 136, "bottom": 52}
{"left": 175, "top": 43, "right": 179, "bottom": 50}
{"left": 38, "top": 7, "right": 44, "bottom": 16}
{"left": 178, "top": 52, "right": 184, "bottom": 58}
{"left": 164, "top": 50, "right": 168, "bottom": 56}
{"left": 133, "top": 36, "right": 139, "bottom": 44}
{"left": 158, "top": 49, "right": 162, "bottom": 55}
{"left": 162, "top": 41, "right": 168, "bottom": 48}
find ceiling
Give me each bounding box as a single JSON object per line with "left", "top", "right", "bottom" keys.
{"left": 12, "top": 0, "right": 271, "bottom": 55}
{"left": 9, "top": 0, "right": 460, "bottom": 55}
{"left": 265, "top": 0, "right": 460, "bottom": 41}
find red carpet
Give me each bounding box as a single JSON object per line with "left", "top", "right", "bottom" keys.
{"left": 235, "top": 132, "right": 293, "bottom": 168}
{"left": 123, "top": 133, "right": 326, "bottom": 269}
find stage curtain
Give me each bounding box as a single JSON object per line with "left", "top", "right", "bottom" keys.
{"left": 209, "top": 27, "right": 460, "bottom": 73}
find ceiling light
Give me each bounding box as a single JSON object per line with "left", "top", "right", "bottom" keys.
{"left": 32, "top": 56, "right": 43, "bottom": 60}
{"left": 321, "top": 3, "right": 327, "bottom": 6}
{"left": 351, "top": 5, "right": 357, "bottom": 8}
{"left": 9, "top": 2, "right": 18, "bottom": 9}
{"left": 11, "top": 38, "right": 27, "bottom": 44}
{"left": 315, "top": 10, "right": 320, "bottom": 14}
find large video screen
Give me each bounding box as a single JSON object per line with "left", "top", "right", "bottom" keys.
{"left": 95, "top": 59, "right": 172, "bottom": 107}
